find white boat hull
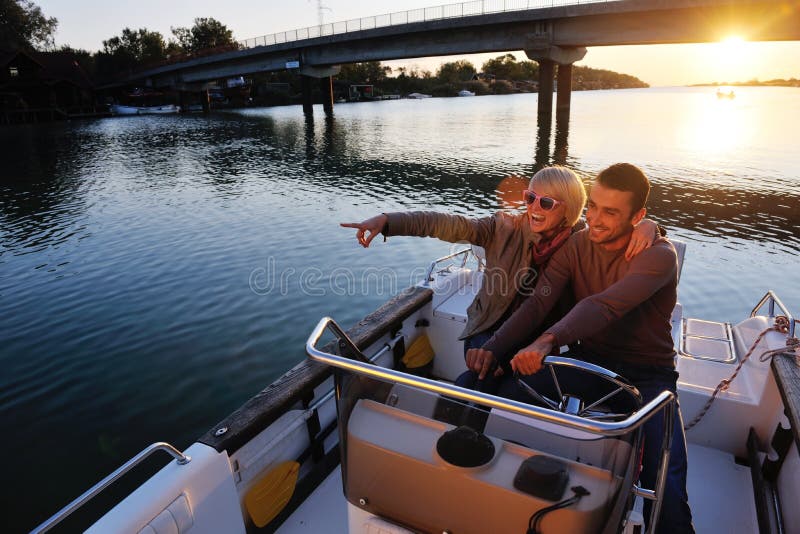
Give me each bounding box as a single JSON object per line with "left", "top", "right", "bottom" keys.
{"left": 111, "top": 104, "right": 181, "bottom": 116}
{"left": 35, "top": 244, "right": 800, "bottom": 534}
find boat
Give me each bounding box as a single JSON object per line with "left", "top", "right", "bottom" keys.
{"left": 458, "top": 90, "right": 476, "bottom": 97}
{"left": 111, "top": 104, "right": 181, "bottom": 115}
{"left": 32, "top": 242, "right": 800, "bottom": 533}
{"left": 407, "top": 92, "right": 432, "bottom": 99}
{"left": 716, "top": 89, "right": 735, "bottom": 99}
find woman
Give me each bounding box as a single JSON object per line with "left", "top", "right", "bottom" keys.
{"left": 341, "top": 166, "right": 658, "bottom": 390}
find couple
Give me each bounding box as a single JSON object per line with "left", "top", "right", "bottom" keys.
{"left": 341, "top": 163, "right": 693, "bottom": 533}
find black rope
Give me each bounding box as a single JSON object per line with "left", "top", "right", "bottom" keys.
{"left": 527, "top": 486, "right": 591, "bottom": 534}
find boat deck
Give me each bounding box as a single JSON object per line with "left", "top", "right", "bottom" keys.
{"left": 276, "top": 440, "right": 756, "bottom": 533}
{"left": 686, "top": 443, "right": 757, "bottom": 533}
{"left": 276, "top": 468, "right": 347, "bottom": 534}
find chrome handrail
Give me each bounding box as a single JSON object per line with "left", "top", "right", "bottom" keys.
{"left": 306, "top": 316, "right": 674, "bottom": 533}
{"left": 306, "top": 317, "right": 673, "bottom": 436}
{"left": 31, "top": 442, "right": 190, "bottom": 534}
{"left": 424, "top": 247, "right": 472, "bottom": 282}
{"left": 750, "top": 290, "right": 796, "bottom": 338}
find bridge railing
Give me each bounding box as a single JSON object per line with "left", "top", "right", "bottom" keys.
{"left": 237, "top": 0, "right": 615, "bottom": 50}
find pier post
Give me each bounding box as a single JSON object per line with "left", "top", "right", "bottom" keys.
{"left": 556, "top": 64, "right": 573, "bottom": 116}
{"left": 298, "top": 65, "right": 340, "bottom": 117}
{"left": 320, "top": 76, "right": 334, "bottom": 116}
{"left": 537, "top": 60, "right": 554, "bottom": 119}
{"left": 301, "top": 76, "right": 313, "bottom": 116}
{"left": 178, "top": 91, "right": 189, "bottom": 113}
{"left": 201, "top": 89, "right": 210, "bottom": 114}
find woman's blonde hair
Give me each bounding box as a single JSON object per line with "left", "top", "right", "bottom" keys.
{"left": 529, "top": 166, "right": 587, "bottom": 228}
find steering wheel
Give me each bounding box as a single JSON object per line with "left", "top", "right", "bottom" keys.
{"left": 515, "top": 356, "right": 642, "bottom": 421}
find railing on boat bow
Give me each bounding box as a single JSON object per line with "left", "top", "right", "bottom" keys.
{"left": 751, "top": 290, "right": 797, "bottom": 339}
{"left": 424, "top": 247, "right": 473, "bottom": 283}
{"left": 31, "top": 442, "right": 191, "bottom": 534}
{"left": 306, "top": 316, "right": 675, "bottom": 533}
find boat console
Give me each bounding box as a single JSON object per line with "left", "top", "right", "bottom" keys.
{"left": 306, "top": 317, "right": 675, "bottom": 534}
{"left": 345, "top": 398, "right": 624, "bottom": 533}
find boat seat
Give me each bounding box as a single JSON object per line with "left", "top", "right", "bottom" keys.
{"left": 426, "top": 248, "right": 484, "bottom": 381}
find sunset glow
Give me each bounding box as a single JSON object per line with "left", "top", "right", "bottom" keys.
{"left": 719, "top": 36, "right": 747, "bottom": 56}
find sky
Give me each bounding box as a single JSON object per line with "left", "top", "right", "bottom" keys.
{"left": 36, "top": 0, "right": 800, "bottom": 87}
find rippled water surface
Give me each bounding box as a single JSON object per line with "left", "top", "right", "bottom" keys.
{"left": 2, "top": 86, "right": 799, "bottom": 531}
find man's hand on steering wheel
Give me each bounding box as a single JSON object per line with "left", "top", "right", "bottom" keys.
{"left": 510, "top": 333, "right": 556, "bottom": 375}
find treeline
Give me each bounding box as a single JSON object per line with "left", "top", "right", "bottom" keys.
{"left": 52, "top": 18, "right": 237, "bottom": 81}
{"left": 696, "top": 78, "right": 800, "bottom": 87}
{"left": 3, "top": 0, "right": 648, "bottom": 93}
{"left": 338, "top": 54, "right": 649, "bottom": 97}
{"left": 1, "top": 0, "right": 237, "bottom": 80}
{"left": 255, "top": 53, "right": 648, "bottom": 102}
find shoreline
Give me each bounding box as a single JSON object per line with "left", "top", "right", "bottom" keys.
{"left": 689, "top": 81, "right": 799, "bottom": 88}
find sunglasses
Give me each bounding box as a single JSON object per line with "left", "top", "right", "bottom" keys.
{"left": 523, "top": 190, "right": 562, "bottom": 211}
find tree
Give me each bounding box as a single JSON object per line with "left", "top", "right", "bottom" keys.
{"left": 436, "top": 60, "right": 476, "bottom": 85}
{"left": 0, "top": 0, "right": 58, "bottom": 50}
{"left": 57, "top": 44, "right": 96, "bottom": 78}
{"left": 481, "top": 54, "right": 539, "bottom": 81}
{"left": 338, "top": 61, "right": 392, "bottom": 84}
{"left": 171, "top": 17, "right": 236, "bottom": 54}
{"left": 95, "top": 28, "right": 168, "bottom": 76}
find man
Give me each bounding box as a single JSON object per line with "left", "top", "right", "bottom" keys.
{"left": 467, "top": 163, "right": 694, "bottom": 533}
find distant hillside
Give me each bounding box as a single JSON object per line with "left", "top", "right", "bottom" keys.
{"left": 692, "top": 78, "right": 799, "bottom": 87}
{"left": 571, "top": 65, "right": 649, "bottom": 90}
{"left": 331, "top": 56, "right": 648, "bottom": 98}
{"left": 250, "top": 56, "right": 650, "bottom": 105}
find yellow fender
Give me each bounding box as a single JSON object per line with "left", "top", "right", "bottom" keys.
{"left": 402, "top": 334, "right": 435, "bottom": 369}
{"left": 244, "top": 460, "right": 300, "bottom": 527}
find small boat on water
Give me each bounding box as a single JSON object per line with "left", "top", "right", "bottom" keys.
{"left": 407, "top": 92, "right": 432, "bottom": 99}
{"left": 716, "top": 89, "right": 735, "bottom": 99}
{"left": 111, "top": 104, "right": 181, "bottom": 116}
{"left": 32, "top": 241, "right": 800, "bottom": 533}
{"left": 458, "top": 90, "right": 476, "bottom": 97}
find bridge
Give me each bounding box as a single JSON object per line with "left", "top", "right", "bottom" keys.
{"left": 116, "top": 0, "right": 800, "bottom": 119}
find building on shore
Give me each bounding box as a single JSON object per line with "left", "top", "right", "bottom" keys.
{"left": 1, "top": 48, "right": 105, "bottom": 124}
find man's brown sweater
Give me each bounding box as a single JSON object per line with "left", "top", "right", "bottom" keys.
{"left": 483, "top": 229, "right": 678, "bottom": 368}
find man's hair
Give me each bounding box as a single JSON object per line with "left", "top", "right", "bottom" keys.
{"left": 596, "top": 163, "right": 650, "bottom": 213}
{"left": 529, "top": 166, "right": 587, "bottom": 228}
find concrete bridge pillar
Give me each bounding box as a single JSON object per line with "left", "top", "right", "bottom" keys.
{"left": 201, "top": 89, "right": 210, "bottom": 114}
{"left": 298, "top": 65, "right": 340, "bottom": 116}
{"left": 301, "top": 76, "right": 313, "bottom": 115}
{"left": 537, "top": 60, "right": 554, "bottom": 119}
{"left": 525, "top": 46, "right": 587, "bottom": 123}
{"left": 320, "top": 76, "right": 334, "bottom": 116}
{"left": 556, "top": 63, "right": 573, "bottom": 116}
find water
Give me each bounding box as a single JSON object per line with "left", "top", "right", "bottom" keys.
{"left": 2, "top": 86, "right": 799, "bottom": 532}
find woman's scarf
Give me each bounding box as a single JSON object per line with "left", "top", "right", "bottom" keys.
{"left": 532, "top": 226, "right": 572, "bottom": 266}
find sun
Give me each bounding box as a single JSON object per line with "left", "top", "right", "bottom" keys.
{"left": 719, "top": 36, "right": 747, "bottom": 57}
{"left": 709, "top": 36, "right": 751, "bottom": 79}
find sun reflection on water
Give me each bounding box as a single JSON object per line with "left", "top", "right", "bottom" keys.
{"left": 678, "top": 90, "right": 753, "bottom": 158}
